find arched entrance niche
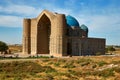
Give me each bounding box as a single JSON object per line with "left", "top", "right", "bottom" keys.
{"left": 37, "top": 14, "right": 51, "bottom": 54}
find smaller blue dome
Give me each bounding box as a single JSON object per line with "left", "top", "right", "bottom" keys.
{"left": 66, "top": 15, "right": 79, "bottom": 27}
{"left": 81, "top": 24, "right": 88, "bottom": 33}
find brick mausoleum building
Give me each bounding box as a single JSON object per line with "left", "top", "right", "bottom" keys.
{"left": 22, "top": 10, "right": 105, "bottom": 57}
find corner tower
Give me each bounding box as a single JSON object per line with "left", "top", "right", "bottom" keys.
{"left": 22, "top": 19, "right": 31, "bottom": 54}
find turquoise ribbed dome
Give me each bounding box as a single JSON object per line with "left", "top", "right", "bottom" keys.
{"left": 66, "top": 15, "right": 79, "bottom": 27}
{"left": 81, "top": 24, "right": 88, "bottom": 33}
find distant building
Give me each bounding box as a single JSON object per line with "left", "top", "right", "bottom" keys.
{"left": 22, "top": 10, "right": 105, "bottom": 57}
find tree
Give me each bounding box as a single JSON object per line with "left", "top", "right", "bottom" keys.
{"left": 0, "top": 41, "right": 8, "bottom": 54}
{"left": 107, "top": 46, "right": 116, "bottom": 55}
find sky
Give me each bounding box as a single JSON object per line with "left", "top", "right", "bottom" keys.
{"left": 0, "top": 0, "right": 120, "bottom": 45}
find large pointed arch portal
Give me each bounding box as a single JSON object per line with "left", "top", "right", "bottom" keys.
{"left": 37, "top": 14, "right": 51, "bottom": 54}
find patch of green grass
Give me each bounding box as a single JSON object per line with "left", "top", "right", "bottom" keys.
{"left": 97, "top": 61, "right": 107, "bottom": 67}
{"left": 54, "top": 62, "right": 60, "bottom": 67}
{"left": 44, "top": 66, "right": 56, "bottom": 73}
{"left": 53, "top": 59, "right": 66, "bottom": 67}
{"left": 99, "top": 68, "right": 114, "bottom": 78}
{"left": 92, "top": 68, "right": 114, "bottom": 78}
{"left": 62, "top": 60, "right": 75, "bottom": 68}
{"left": 76, "top": 58, "right": 92, "bottom": 64}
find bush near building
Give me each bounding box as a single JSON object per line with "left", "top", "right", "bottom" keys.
{"left": 0, "top": 41, "right": 8, "bottom": 54}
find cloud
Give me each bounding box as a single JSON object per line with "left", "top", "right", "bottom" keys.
{"left": 77, "top": 13, "right": 120, "bottom": 45}
{"left": 78, "top": 14, "right": 120, "bottom": 33}
{"left": 0, "top": 15, "right": 22, "bottom": 27}
{"left": 0, "top": 4, "right": 41, "bottom": 17}
{"left": 0, "top": 4, "right": 42, "bottom": 27}
{"left": 0, "top": 3, "right": 72, "bottom": 28}
{"left": 88, "top": 15, "right": 114, "bottom": 31}
{"left": 0, "top": 0, "right": 120, "bottom": 31}
{"left": 73, "top": 1, "right": 120, "bottom": 36}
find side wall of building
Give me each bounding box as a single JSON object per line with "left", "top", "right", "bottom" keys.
{"left": 80, "top": 38, "right": 105, "bottom": 55}
{"left": 68, "top": 37, "right": 105, "bottom": 56}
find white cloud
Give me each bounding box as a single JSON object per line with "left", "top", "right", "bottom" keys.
{"left": 0, "top": 0, "right": 120, "bottom": 32}
{"left": 77, "top": 13, "right": 120, "bottom": 45}
{"left": 0, "top": 15, "right": 22, "bottom": 27}
{"left": 76, "top": 10, "right": 120, "bottom": 33}
{"left": 87, "top": 15, "right": 119, "bottom": 32}
{"left": 0, "top": 3, "right": 69, "bottom": 28}
{"left": 77, "top": 13, "right": 120, "bottom": 41}
{"left": 0, "top": 4, "right": 42, "bottom": 27}
{"left": 0, "top": 4, "right": 41, "bottom": 17}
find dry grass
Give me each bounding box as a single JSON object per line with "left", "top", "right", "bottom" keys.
{"left": 0, "top": 56, "right": 120, "bottom": 80}
{"left": 115, "top": 48, "right": 120, "bottom": 54}
{"left": 1, "top": 47, "right": 120, "bottom": 79}
{"left": 8, "top": 45, "right": 22, "bottom": 53}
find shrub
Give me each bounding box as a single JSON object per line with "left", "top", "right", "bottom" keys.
{"left": 0, "top": 41, "right": 8, "bottom": 53}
